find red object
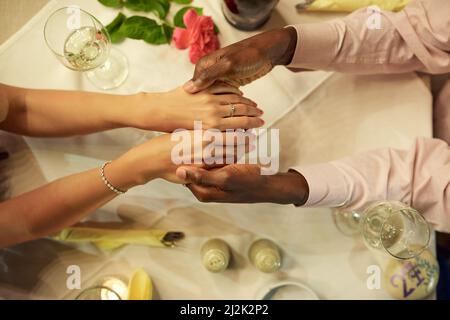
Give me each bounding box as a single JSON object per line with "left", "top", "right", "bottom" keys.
{"left": 172, "top": 9, "right": 220, "bottom": 64}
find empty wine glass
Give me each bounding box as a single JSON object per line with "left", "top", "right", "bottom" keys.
{"left": 333, "top": 201, "right": 431, "bottom": 260}
{"left": 44, "top": 7, "right": 128, "bottom": 90}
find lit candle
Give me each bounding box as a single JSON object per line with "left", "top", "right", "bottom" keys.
{"left": 100, "top": 277, "right": 129, "bottom": 300}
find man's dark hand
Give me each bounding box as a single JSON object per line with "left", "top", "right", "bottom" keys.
{"left": 183, "top": 27, "right": 298, "bottom": 93}
{"left": 176, "top": 164, "right": 309, "bottom": 205}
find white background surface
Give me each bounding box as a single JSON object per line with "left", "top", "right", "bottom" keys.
{"left": 0, "top": 0, "right": 434, "bottom": 299}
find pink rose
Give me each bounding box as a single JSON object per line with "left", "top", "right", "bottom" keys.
{"left": 172, "top": 9, "right": 220, "bottom": 64}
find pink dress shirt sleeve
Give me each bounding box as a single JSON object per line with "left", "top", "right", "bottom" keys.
{"left": 292, "top": 138, "right": 450, "bottom": 232}
{"left": 287, "top": 0, "right": 450, "bottom": 74}
{"left": 287, "top": 0, "right": 450, "bottom": 230}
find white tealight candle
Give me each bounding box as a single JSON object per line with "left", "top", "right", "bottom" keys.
{"left": 100, "top": 277, "right": 129, "bottom": 300}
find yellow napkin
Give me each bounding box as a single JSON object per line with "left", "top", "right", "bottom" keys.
{"left": 128, "top": 268, "right": 153, "bottom": 300}
{"left": 54, "top": 227, "right": 180, "bottom": 250}
{"left": 298, "top": 0, "right": 410, "bottom": 12}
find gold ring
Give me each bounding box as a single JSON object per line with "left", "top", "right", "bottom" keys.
{"left": 229, "top": 104, "right": 236, "bottom": 117}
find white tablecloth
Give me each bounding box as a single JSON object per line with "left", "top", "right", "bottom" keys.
{"left": 0, "top": 0, "right": 434, "bottom": 299}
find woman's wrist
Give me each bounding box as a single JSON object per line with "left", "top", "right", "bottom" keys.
{"left": 102, "top": 157, "right": 139, "bottom": 192}
{"left": 103, "top": 151, "right": 159, "bottom": 191}
{"left": 130, "top": 89, "right": 194, "bottom": 132}
{"left": 117, "top": 92, "right": 163, "bottom": 130}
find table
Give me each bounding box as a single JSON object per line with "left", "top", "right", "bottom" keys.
{"left": 0, "top": 0, "right": 434, "bottom": 300}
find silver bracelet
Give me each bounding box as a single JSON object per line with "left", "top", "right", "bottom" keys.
{"left": 100, "top": 161, "right": 126, "bottom": 195}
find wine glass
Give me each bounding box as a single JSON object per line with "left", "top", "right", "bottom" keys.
{"left": 44, "top": 7, "right": 128, "bottom": 90}
{"left": 333, "top": 201, "right": 431, "bottom": 260}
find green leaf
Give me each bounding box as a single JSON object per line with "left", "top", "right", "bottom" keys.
{"left": 124, "top": 0, "right": 152, "bottom": 11}
{"left": 118, "top": 16, "right": 172, "bottom": 45}
{"left": 124, "top": 0, "right": 171, "bottom": 19}
{"left": 98, "top": 0, "right": 124, "bottom": 8}
{"left": 171, "top": 0, "right": 192, "bottom": 4}
{"left": 106, "top": 12, "right": 127, "bottom": 43}
{"left": 144, "top": 24, "right": 174, "bottom": 44}
{"left": 119, "top": 16, "right": 157, "bottom": 39}
{"left": 151, "top": 0, "right": 171, "bottom": 19}
{"left": 162, "top": 24, "right": 174, "bottom": 42}
{"left": 173, "top": 6, "right": 203, "bottom": 28}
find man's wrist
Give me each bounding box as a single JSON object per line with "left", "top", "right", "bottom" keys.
{"left": 264, "top": 171, "right": 309, "bottom": 205}
{"left": 271, "top": 27, "right": 298, "bottom": 66}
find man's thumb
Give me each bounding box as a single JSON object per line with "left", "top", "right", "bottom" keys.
{"left": 176, "top": 167, "right": 202, "bottom": 184}
{"left": 183, "top": 80, "right": 198, "bottom": 93}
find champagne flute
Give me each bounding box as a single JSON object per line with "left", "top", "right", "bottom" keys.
{"left": 333, "top": 201, "right": 431, "bottom": 260}
{"left": 44, "top": 7, "right": 128, "bottom": 90}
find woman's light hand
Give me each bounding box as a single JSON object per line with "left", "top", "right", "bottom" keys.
{"left": 106, "top": 130, "right": 255, "bottom": 189}
{"left": 131, "top": 82, "right": 264, "bottom": 133}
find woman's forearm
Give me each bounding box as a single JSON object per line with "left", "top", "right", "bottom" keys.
{"left": 0, "top": 130, "right": 245, "bottom": 248}
{"left": 0, "top": 84, "right": 147, "bottom": 137}
{"left": 0, "top": 83, "right": 262, "bottom": 137}
{"left": 0, "top": 156, "right": 141, "bottom": 248}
